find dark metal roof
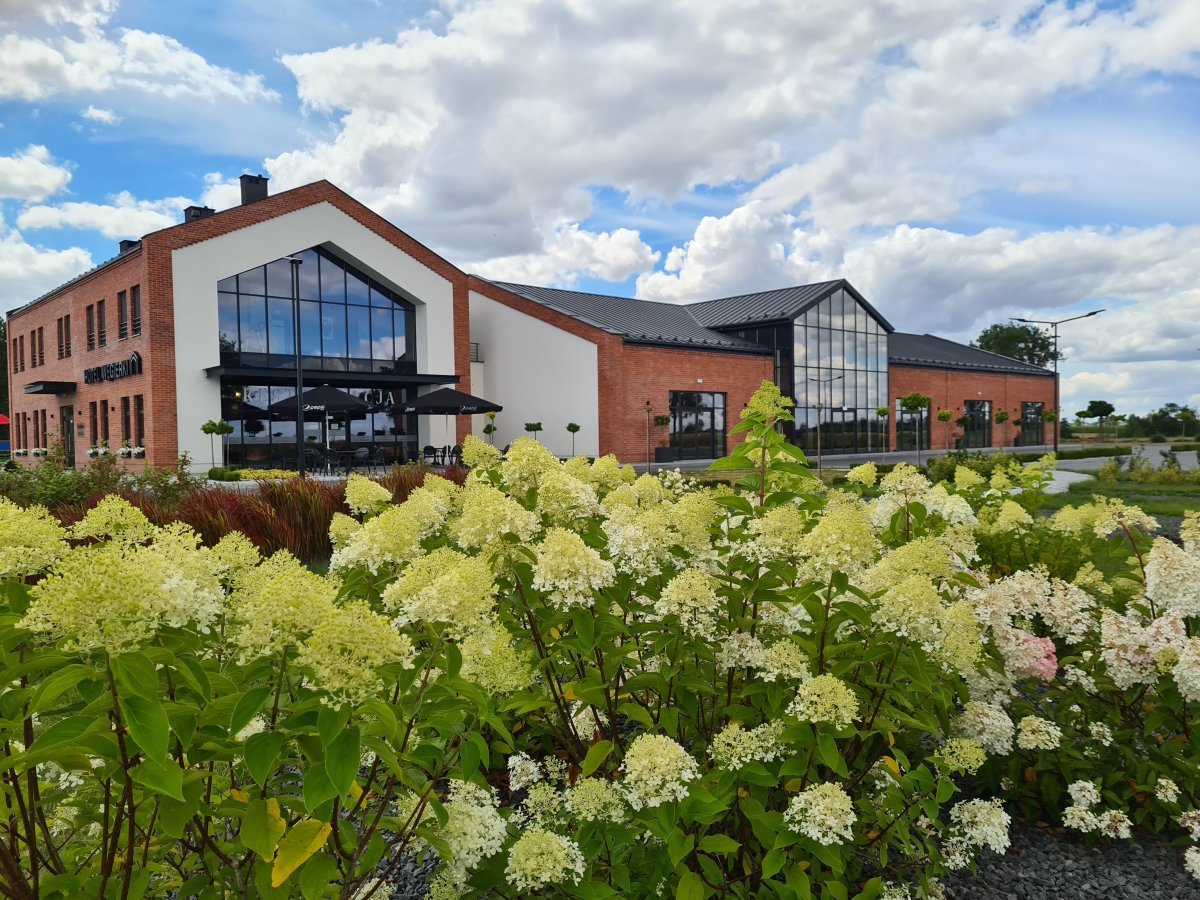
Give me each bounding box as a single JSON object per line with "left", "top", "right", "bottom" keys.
{"left": 687, "top": 279, "right": 895, "bottom": 332}
{"left": 888, "top": 333, "right": 1055, "bottom": 376}
{"left": 487, "top": 281, "right": 770, "bottom": 353}
{"left": 8, "top": 243, "right": 141, "bottom": 320}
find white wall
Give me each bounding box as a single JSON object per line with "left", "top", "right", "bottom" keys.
{"left": 468, "top": 291, "right": 599, "bottom": 456}
{"left": 171, "top": 201, "right": 458, "bottom": 471}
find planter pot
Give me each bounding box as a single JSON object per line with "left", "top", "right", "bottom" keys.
{"left": 655, "top": 447, "right": 682, "bottom": 463}
{"left": 133, "top": 449, "right": 146, "bottom": 458}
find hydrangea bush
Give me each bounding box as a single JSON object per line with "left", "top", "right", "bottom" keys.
{"left": 1, "top": 381, "right": 1197, "bottom": 898}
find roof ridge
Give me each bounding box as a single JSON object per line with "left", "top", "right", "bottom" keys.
{"left": 684, "top": 279, "right": 844, "bottom": 307}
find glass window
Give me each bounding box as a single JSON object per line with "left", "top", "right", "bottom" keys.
{"left": 266, "top": 258, "right": 295, "bottom": 297}
{"left": 299, "top": 301, "right": 321, "bottom": 356}
{"left": 347, "top": 305, "right": 371, "bottom": 359}
{"left": 296, "top": 250, "right": 320, "bottom": 300}
{"left": 817, "top": 298, "right": 831, "bottom": 329}
{"left": 267, "top": 297, "right": 294, "bottom": 355}
{"left": 346, "top": 271, "right": 369, "bottom": 306}
{"left": 793, "top": 326, "right": 807, "bottom": 367}
{"left": 321, "top": 303, "right": 347, "bottom": 359}
{"left": 320, "top": 256, "right": 345, "bottom": 302}
{"left": 371, "top": 307, "right": 396, "bottom": 361}
{"left": 219, "top": 293, "right": 239, "bottom": 354}
{"left": 238, "top": 267, "right": 265, "bottom": 295}
{"left": 239, "top": 296, "right": 267, "bottom": 353}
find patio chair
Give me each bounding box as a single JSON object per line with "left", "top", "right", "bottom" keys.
{"left": 370, "top": 448, "right": 389, "bottom": 473}
{"left": 449, "top": 444, "right": 463, "bottom": 467}
{"left": 352, "top": 447, "right": 370, "bottom": 471}
{"left": 422, "top": 445, "right": 439, "bottom": 465}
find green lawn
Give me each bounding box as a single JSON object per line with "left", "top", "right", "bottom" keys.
{"left": 1039, "top": 478, "right": 1200, "bottom": 516}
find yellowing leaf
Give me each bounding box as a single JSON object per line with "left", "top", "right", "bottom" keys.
{"left": 241, "top": 798, "right": 286, "bottom": 859}
{"left": 549, "top": 627, "right": 561, "bottom": 639}
{"left": 349, "top": 781, "right": 363, "bottom": 802}
{"left": 230, "top": 788, "right": 249, "bottom": 803}
{"left": 887, "top": 731, "right": 895, "bottom": 748}
{"left": 562, "top": 685, "right": 577, "bottom": 701}
{"left": 882, "top": 757, "right": 900, "bottom": 779}
{"left": 271, "top": 820, "right": 331, "bottom": 888}
{"left": 1024, "top": 767, "right": 1037, "bottom": 785}
{"left": 784, "top": 778, "right": 803, "bottom": 792}
{"left": 737, "top": 787, "right": 751, "bottom": 798}
{"left": 798, "top": 861, "right": 810, "bottom": 871}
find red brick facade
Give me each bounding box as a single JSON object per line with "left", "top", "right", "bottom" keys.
{"left": 888, "top": 364, "right": 1057, "bottom": 450}
{"left": 7, "top": 181, "right": 473, "bottom": 467}
{"left": 6, "top": 249, "right": 155, "bottom": 469}
{"left": 467, "top": 278, "right": 773, "bottom": 462}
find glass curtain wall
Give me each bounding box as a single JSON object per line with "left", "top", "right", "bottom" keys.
{"left": 221, "top": 385, "right": 418, "bottom": 468}
{"left": 895, "top": 402, "right": 930, "bottom": 452}
{"left": 217, "top": 248, "right": 416, "bottom": 374}
{"left": 792, "top": 289, "right": 888, "bottom": 453}
{"left": 216, "top": 248, "right": 420, "bottom": 468}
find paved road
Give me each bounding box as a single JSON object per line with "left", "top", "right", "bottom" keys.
{"left": 1054, "top": 444, "right": 1197, "bottom": 473}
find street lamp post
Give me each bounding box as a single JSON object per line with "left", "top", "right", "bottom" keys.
{"left": 1010, "top": 310, "right": 1105, "bottom": 454}
{"left": 807, "top": 374, "right": 844, "bottom": 476}
{"left": 286, "top": 256, "right": 306, "bottom": 477}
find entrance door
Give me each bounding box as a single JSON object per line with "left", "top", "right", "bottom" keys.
{"left": 59, "top": 406, "right": 75, "bottom": 467}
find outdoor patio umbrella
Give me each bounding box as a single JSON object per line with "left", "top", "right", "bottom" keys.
{"left": 399, "top": 388, "right": 502, "bottom": 450}
{"left": 268, "top": 386, "right": 372, "bottom": 464}
{"left": 0, "top": 413, "right": 9, "bottom": 426}
{"left": 267, "top": 385, "right": 371, "bottom": 420}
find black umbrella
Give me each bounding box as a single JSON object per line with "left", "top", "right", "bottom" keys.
{"left": 221, "top": 396, "right": 268, "bottom": 421}
{"left": 267, "top": 385, "right": 371, "bottom": 420}
{"left": 399, "top": 388, "right": 502, "bottom": 415}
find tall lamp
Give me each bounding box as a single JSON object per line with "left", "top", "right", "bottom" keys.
{"left": 286, "top": 256, "right": 306, "bottom": 477}
{"left": 806, "top": 374, "right": 843, "bottom": 476}
{"left": 1010, "top": 309, "right": 1104, "bottom": 453}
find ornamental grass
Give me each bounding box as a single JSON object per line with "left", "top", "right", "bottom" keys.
{"left": 0, "top": 382, "right": 1198, "bottom": 899}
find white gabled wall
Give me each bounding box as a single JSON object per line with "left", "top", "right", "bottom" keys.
{"left": 171, "top": 201, "right": 457, "bottom": 471}
{"left": 468, "top": 291, "right": 599, "bottom": 457}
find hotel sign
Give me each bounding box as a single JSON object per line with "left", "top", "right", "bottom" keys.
{"left": 84, "top": 351, "right": 143, "bottom": 384}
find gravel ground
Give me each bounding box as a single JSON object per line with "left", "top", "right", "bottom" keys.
{"left": 945, "top": 820, "right": 1199, "bottom": 899}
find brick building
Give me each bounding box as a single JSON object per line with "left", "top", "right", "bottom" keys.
{"left": 7, "top": 176, "right": 1055, "bottom": 469}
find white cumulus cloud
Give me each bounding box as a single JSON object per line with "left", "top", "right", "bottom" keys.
{"left": 0, "top": 145, "right": 72, "bottom": 201}
{"left": 17, "top": 190, "right": 191, "bottom": 239}
{"left": 81, "top": 104, "right": 119, "bottom": 124}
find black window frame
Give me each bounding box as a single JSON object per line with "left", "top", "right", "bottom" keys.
{"left": 131, "top": 285, "right": 142, "bottom": 336}
{"left": 962, "top": 399, "right": 992, "bottom": 449}
{"left": 134, "top": 394, "right": 145, "bottom": 446}
{"left": 118, "top": 290, "right": 128, "bottom": 340}
{"left": 86, "top": 304, "right": 96, "bottom": 350}
{"left": 97, "top": 299, "right": 107, "bottom": 347}
{"left": 667, "top": 391, "right": 727, "bottom": 460}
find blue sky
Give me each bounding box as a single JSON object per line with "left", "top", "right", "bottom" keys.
{"left": 2, "top": 0, "right": 1199, "bottom": 413}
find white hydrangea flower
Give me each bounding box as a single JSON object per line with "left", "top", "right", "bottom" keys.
{"left": 1155, "top": 778, "right": 1180, "bottom": 804}
{"left": 507, "top": 753, "right": 543, "bottom": 793}
{"left": 950, "top": 799, "right": 1010, "bottom": 854}
{"left": 952, "top": 702, "right": 1014, "bottom": 756}
{"left": 717, "top": 632, "right": 767, "bottom": 670}
{"left": 1096, "top": 809, "right": 1132, "bottom": 839}
{"left": 1087, "top": 721, "right": 1114, "bottom": 747}
{"left": 1178, "top": 810, "right": 1200, "bottom": 841}
{"left": 1184, "top": 847, "right": 1200, "bottom": 883}
{"left": 1063, "top": 805, "right": 1100, "bottom": 833}
{"left": 783, "top": 782, "right": 857, "bottom": 845}
{"left": 1016, "top": 716, "right": 1061, "bottom": 750}
{"left": 621, "top": 735, "right": 699, "bottom": 810}
{"left": 1067, "top": 781, "right": 1101, "bottom": 808}
{"left": 505, "top": 829, "right": 585, "bottom": 892}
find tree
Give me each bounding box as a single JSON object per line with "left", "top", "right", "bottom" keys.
{"left": 1079, "top": 400, "right": 1115, "bottom": 443}
{"left": 899, "top": 392, "right": 932, "bottom": 466}
{"left": 201, "top": 419, "right": 234, "bottom": 469}
{"left": 523, "top": 422, "right": 543, "bottom": 440}
{"left": 1182, "top": 408, "right": 1196, "bottom": 439}
{"left": 936, "top": 409, "right": 954, "bottom": 450}
{"left": 972, "top": 323, "right": 1061, "bottom": 368}
{"left": 482, "top": 410, "right": 498, "bottom": 445}
{"left": 566, "top": 422, "right": 581, "bottom": 456}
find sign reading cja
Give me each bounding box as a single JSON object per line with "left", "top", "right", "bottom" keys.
{"left": 84, "top": 351, "right": 143, "bottom": 384}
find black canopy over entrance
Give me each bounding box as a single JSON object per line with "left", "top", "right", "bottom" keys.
{"left": 267, "top": 385, "right": 371, "bottom": 421}
{"left": 399, "top": 388, "right": 501, "bottom": 415}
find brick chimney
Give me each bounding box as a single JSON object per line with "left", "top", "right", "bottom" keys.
{"left": 183, "top": 205, "right": 215, "bottom": 223}
{"left": 118, "top": 239, "right": 140, "bottom": 253}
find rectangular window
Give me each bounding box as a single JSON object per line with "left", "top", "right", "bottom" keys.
{"left": 121, "top": 396, "right": 131, "bottom": 443}
{"left": 57, "top": 317, "right": 64, "bottom": 359}
{"left": 37, "top": 327, "right": 44, "bottom": 366}
{"left": 41, "top": 410, "right": 48, "bottom": 449}
{"left": 97, "top": 300, "right": 107, "bottom": 346}
{"left": 131, "top": 285, "right": 142, "bottom": 336}
{"left": 667, "top": 391, "right": 727, "bottom": 460}
{"left": 63, "top": 314, "right": 71, "bottom": 357}
{"left": 89, "top": 402, "right": 98, "bottom": 446}
{"left": 101, "top": 401, "right": 109, "bottom": 443}
{"left": 87, "top": 304, "right": 96, "bottom": 350}
{"left": 963, "top": 399, "right": 992, "bottom": 449}
{"left": 10, "top": 338, "right": 16, "bottom": 374}
{"left": 895, "top": 398, "right": 930, "bottom": 452}
{"left": 134, "top": 394, "right": 145, "bottom": 446}
{"left": 33, "top": 410, "right": 40, "bottom": 449}
{"left": 29, "top": 331, "right": 37, "bottom": 368}
{"left": 1021, "top": 401, "right": 1045, "bottom": 447}
{"left": 18, "top": 335, "right": 24, "bottom": 371}
{"left": 118, "top": 290, "right": 128, "bottom": 340}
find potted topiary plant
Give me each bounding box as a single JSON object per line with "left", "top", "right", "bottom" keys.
{"left": 652, "top": 413, "right": 677, "bottom": 462}
{"left": 483, "top": 410, "right": 498, "bottom": 445}
{"left": 201, "top": 419, "right": 234, "bottom": 469}
{"left": 936, "top": 409, "right": 955, "bottom": 450}
{"left": 524, "top": 422, "right": 543, "bottom": 441}
{"left": 566, "top": 422, "right": 581, "bottom": 456}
